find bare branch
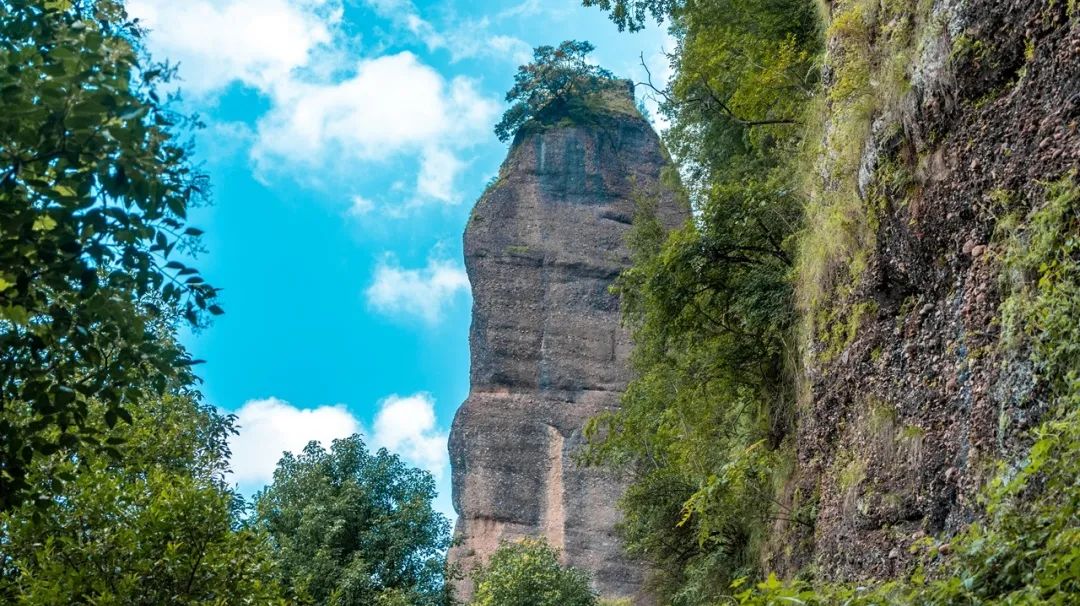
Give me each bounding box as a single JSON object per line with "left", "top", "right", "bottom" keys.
{"left": 696, "top": 75, "right": 800, "bottom": 128}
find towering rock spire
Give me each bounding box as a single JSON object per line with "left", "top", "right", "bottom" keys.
{"left": 447, "top": 83, "right": 687, "bottom": 602}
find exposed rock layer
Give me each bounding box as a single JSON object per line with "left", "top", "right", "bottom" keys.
{"left": 775, "top": 0, "right": 1080, "bottom": 581}
{"left": 448, "top": 92, "right": 686, "bottom": 601}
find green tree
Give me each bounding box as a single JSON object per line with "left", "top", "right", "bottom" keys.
{"left": 494, "top": 40, "right": 616, "bottom": 142}
{"left": 252, "top": 435, "right": 453, "bottom": 606}
{"left": 0, "top": 0, "right": 220, "bottom": 508}
{"left": 0, "top": 394, "right": 282, "bottom": 605}
{"left": 470, "top": 538, "right": 597, "bottom": 606}
{"left": 580, "top": 0, "right": 820, "bottom": 602}
{"left": 580, "top": 0, "right": 680, "bottom": 32}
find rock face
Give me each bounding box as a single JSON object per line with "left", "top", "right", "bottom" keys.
{"left": 447, "top": 87, "right": 686, "bottom": 602}
{"left": 772, "top": 0, "right": 1080, "bottom": 581}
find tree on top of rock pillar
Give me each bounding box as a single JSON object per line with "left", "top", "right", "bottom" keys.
{"left": 494, "top": 40, "right": 618, "bottom": 143}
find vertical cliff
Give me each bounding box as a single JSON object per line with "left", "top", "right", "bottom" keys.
{"left": 773, "top": 0, "right": 1080, "bottom": 581}
{"left": 447, "top": 85, "right": 687, "bottom": 602}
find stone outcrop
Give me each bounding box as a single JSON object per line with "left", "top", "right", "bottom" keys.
{"left": 447, "top": 85, "right": 687, "bottom": 602}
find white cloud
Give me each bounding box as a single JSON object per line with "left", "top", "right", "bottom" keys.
{"left": 369, "top": 393, "right": 448, "bottom": 479}
{"left": 362, "top": 0, "right": 531, "bottom": 65}
{"left": 251, "top": 52, "right": 495, "bottom": 174}
{"left": 495, "top": 0, "right": 543, "bottom": 20}
{"left": 365, "top": 253, "right": 470, "bottom": 323}
{"left": 128, "top": 0, "right": 341, "bottom": 97}
{"left": 417, "top": 146, "right": 466, "bottom": 203}
{"left": 128, "top": 0, "right": 498, "bottom": 208}
{"left": 227, "top": 394, "right": 452, "bottom": 516}
{"left": 487, "top": 35, "right": 533, "bottom": 65}
{"left": 229, "top": 397, "right": 361, "bottom": 486}
{"left": 347, "top": 194, "right": 375, "bottom": 216}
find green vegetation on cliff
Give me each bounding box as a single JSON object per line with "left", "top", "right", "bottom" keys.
{"left": 582, "top": 0, "right": 1080, "bottom": 604}
{"left": 494, "top": 40, "right": 628, "bottom": 143}
{"left": 2, "top": 1, "right": 1076, "bottom": 604}
{"left": 732, "top": 174, "right": 1080, "bottom": 604}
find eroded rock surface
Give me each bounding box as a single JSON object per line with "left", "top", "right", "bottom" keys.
{"left": 448, "top": 89, "right": 686, "bottom": 602}
{"left": 772, "top": 0, "right": 1080, "bottom": 582}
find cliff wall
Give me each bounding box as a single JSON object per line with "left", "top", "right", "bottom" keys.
{"left": 776, "top": 0, "right": 1080, "bottom": 580}
{"left": 447, "top": 90, "right": 687, "bottom": 601}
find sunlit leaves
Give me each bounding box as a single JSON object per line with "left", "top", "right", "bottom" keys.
{"left": 0, "top": 395, "right": 282, "bottom": 604}
{"left": 494, "top": 40, "right": 616, "bottom": 142}
{"left": 252, "top": 436, "right": 453, "bottom": 606}
{"left": 0, "top": 0, "right": 218, "bottom": 508}
{"left": 470, "top": 538, "right": 597, "bottom": 606}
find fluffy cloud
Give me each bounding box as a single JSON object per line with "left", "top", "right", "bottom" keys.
{"left": 227, "top": 394, "right": 451, "bottom": 502}
{"left": 127, "top": 0, "right": 497, "bottom": 207}
{"left": 365, "top": 254, "right": 470, "bottom": 323}
{"left": 417, "top": 146, "right": 466, "bottom": 202}
{"left": 229, "top": 397, "right": 361, "bottom": 486}
{"left": 251, "top": 52, "right": 495, "bottom": 174}
{"left": 127, "top": 0, "right": 341, "bottom": 97}
{"left": 347, "top": 194, "right": 375, "bottom": 216}
{"left": 369, "top": 393, "right": 448, "bottom": 478}
{"left": 487, "top": 35, "right": 534, "bottom": 65}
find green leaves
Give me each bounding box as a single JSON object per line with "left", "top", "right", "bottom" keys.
{"left": 708, "top": 176, "right": 1080, "bottom": 606}
{"left": 471, "top": 538, "right": 598, "bottom": 606}
{"left": 43, "top": 0, "right": 73, "bottom": 11}
{"left": 30, "top": 215, "right": 56, "bottom": 231}
{"left": 0, "top": 0, "right": 219, "bottom": 508}
{"left": 577, "top": 1, "right": 820, "bottom": 602}
{"left": 494, "top": 40, "right": 617, "bottom": 142}
{"left": 252, "top": 435, "right": 453, "bottom": 606}
{"left": 103, "top": 407, "right": 132, "bottom": 429}
{"left": 0, "top": 395, "right": 283, "bottom": 604}
{"left": 580, "top": 0, "right": 679, "bottom": 32}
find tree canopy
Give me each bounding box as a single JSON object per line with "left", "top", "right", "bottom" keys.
{"left": 0, "top": 394, "right": 281, "bottom": 605}
{"left": 580, "top": 0, "right": 820, "bottom": 601}
{"left": 580, "top": 0, "right": 679, "bottom": 32}
{"left": 0, "top": 0, "right": 220, "bottom": 508}
{"left": 470, "top": 538, "right": 598, "bottom": 606}
{"left": 494, "top": 40, "right": 616, "bottom": 142}
{"left": 252, "top": 435, "right": 453, "bottom": 606}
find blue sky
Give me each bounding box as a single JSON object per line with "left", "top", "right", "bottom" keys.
{"left": 126, "top": 0, "right": 670, "bottom": 518}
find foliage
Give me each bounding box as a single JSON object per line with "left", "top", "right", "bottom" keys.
{"left": 252, "top": 435, "right": 453, "bottom": 606}
{"left": 587, "top": 0, "right": 1080, "bottom": 603}
{"left": 494, "top": 40, "right": 617, "bottom": 142}
{"left": 0, "top": 394, "right": 281, "bottom": 605}
{"left": 0, "top": 0, "right": 219, "bottom": 508}
{"left": 580, "top": 0, "right": 681, "bottom": 32}
{"left": 795, "top": 0, "right": 927, "bottom": 336}
{"left": 581, "top": 0, "right": 819, "bottom": 602}
{"left": 470, "top": 538, "right": 597, "bottom": 606}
